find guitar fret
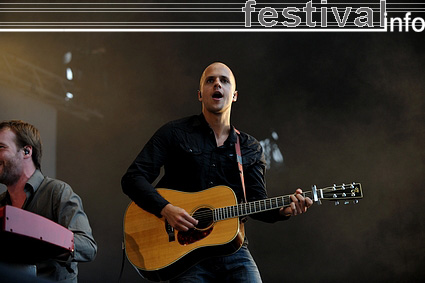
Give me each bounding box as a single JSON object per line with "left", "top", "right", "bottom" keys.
{"left": 215, "top": 190, "right": 317, "bottom": 221}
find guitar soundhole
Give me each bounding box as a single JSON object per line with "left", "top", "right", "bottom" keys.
{"left": 177, "top": 207, "right": 213, "bottom": 246}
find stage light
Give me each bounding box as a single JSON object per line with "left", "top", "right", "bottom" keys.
{"left": 63, "top": 51, "right": 72, "bottom": 65}
{"left": 260, "top": 131, "right": 284, "bottom": 170}
{"left": 66, "top": 67, "right": 73, "bottom": 81}
{"left": 65, "top": 92, "right": 73, "bottom": 101}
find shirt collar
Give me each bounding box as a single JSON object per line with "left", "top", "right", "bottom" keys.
{"left": 0, "top": 170, "right": 44, "bottom": 206}
{"left": 196, "top": 113, "right": 209, "bottom": 129}
{"left": 25, "top": 169, "right": 44, "bottom": 194}
{"left": 197, "top": 113, "right": 238, "bottom": 145}
{"left": 227, "top": 126, "right": 238, "bottom": 144}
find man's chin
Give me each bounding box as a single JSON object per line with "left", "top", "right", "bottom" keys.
{"left": 0, "top": 172, "right": 20, "bottom": 187}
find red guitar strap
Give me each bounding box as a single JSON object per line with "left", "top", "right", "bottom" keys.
{"left": 234, "top": 128, "right": 247, "bottom": 203}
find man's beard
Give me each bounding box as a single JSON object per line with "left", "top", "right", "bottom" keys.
{"left": 0, "top": 156, "right": 22, "bottom": 187}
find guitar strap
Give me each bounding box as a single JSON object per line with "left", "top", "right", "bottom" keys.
{"left": 234, "top": 128, "right": 247, "bottom": 203}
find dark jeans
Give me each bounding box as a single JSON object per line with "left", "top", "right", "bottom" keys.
{"left": 170, "top": 246, "right": 262, "bottom": 283}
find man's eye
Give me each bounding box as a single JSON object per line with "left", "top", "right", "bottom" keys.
{"left": 221, "top": 79, "right": 229, "bottom": 83}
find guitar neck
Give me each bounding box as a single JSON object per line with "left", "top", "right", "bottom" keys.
{"left": 213, "top": 191, "right": 314, "bottom": 221}
{"left": 213, "top": 182, "right": 363, "bottom": 221}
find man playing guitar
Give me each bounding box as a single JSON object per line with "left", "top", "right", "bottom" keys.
{"left": 122, "top": 62, "right": 312, "bottom": 282}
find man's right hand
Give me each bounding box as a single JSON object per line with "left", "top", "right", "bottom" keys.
{"left": 160, "top": 204, "right": 199, "bottom": 231}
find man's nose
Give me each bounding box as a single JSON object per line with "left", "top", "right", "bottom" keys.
{"left": 213, "top": 78, "right": 222, "bottom": 89}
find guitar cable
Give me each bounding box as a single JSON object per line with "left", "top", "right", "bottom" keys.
{"left": 118, "top": 240, "right": 126, "bottom": 283}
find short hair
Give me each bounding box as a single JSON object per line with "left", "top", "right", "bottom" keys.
{"left": 0, "top": 120, "right": 42, "bottom": 170}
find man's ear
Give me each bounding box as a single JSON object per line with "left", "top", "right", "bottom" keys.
{"left": 198, "top": 90, "right": 202, "bottom": 101}
{"left": 23, "top": 146, "right": 32, "bottom": 159}
{"left": 232, "top": 91, "right": 238, "bottom": 102}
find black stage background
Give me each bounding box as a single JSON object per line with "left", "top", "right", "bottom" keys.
{"left": 1, "top": 30, "right": 424, "bottom": 282}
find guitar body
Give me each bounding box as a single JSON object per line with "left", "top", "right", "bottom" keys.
{"left": 123, "top": 186, "right": 245, "bottom": 282}
{"left": 123, "top": 182, "right": 363, "bottom": 281}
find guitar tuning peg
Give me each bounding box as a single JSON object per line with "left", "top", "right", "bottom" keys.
{"left": 353, "top": 200, "right": 359, "bottom": 204}
{"left": 344, "top": 201, "right": 349, "bottom": 205}
{"left": 334, "top": 201, "right": 340, "bottom": 206}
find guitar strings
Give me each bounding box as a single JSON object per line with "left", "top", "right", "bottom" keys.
{"left": 191, "top": 187, "right": 359, "bottom": 221}
{"left": 191, "top": 194, "right": 304, "bottom": 222}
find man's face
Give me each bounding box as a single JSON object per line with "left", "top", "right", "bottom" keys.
{"left": 199, "top": 63, "right": 237, "bottom": 115}
{"left": 0, "top": 128, "right": 23, "bottom": 186}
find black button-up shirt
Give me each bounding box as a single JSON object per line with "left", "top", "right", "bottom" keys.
{"left": 122, "top": 114, "right": 283, "bottom": 223}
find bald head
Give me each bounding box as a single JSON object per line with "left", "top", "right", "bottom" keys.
{"left": 199, "top": 62, "right": 236, "bottom": 93}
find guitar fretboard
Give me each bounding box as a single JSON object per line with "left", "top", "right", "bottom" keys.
{"left": 214, "top": 191, "right": 314, "bottom": 221}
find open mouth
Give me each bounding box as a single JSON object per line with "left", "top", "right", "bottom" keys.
{"left": 212, "top": 91, "right": 223, "bottom": 99}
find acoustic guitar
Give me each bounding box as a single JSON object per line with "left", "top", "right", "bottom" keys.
{"left": 123, "top": 183, "right": 363, "bottom": 281}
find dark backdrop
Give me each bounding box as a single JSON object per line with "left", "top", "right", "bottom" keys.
{"left": 1, "top": 31, "right": 424, "bottom": 283}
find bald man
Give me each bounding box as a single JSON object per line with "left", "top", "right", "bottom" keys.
{"left": 122, "top": 62, "right": 312, "bottom": 282}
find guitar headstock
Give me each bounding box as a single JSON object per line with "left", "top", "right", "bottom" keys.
{"left": 312, "top": 183, "right": 363, "bottom": 205}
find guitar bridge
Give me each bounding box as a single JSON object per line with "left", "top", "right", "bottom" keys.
{"left": 165, "top": 221, "right": 175, "bottom": 242}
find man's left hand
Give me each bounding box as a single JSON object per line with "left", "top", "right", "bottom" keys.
{"left": 280, "top": 188, "right": 313, "bottom": 217}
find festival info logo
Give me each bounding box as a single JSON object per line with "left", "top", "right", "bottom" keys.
{"left": 0, "top": 1, "right": 423, "bottom": 32}
{"left": 242, "top": 0, "right": 425, "bottom": 32}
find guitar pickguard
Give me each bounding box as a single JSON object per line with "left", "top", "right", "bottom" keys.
{"left": 177, "top": 227, "right": 213, "bottom": 245}
{"left": 177, "top": 206, "right": 214, "bottom": 245}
